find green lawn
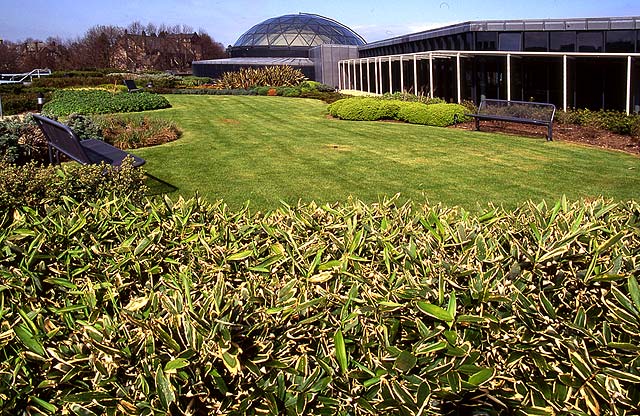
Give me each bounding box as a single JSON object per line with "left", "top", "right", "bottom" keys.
{"left": 135, "top": 95, "right": 640, "bottom": 211}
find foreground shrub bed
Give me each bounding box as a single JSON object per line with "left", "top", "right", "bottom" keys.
{"left": 328, "top": 97, "right": 470, "bottom": 127}
{"left": 1, "top": 195, "right": 639, "bottom": 415}
{"left": 42, "top": 89, "right": 171, "bottom": 117}
{"left": 0, "top": 158, "right": 147, "bottom": 211}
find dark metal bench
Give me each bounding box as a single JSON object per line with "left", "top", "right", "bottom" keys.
{"left": 123, "top": 79, "right": 142, "bottom": 93}
{"left": 467, "top": 99, "right": 556, "bottom": 141}
{"left": 32, "top": 114, "right": 145, "bottom": 167}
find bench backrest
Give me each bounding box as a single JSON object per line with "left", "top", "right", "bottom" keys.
{"left": 123, "top": 79, "right": 139, "bottom": 91}
{"left": 32, "top": 114, "right": 93, "bottom": 164}
{"left": 478, "top": 99, "right": 556, "bottom": 123}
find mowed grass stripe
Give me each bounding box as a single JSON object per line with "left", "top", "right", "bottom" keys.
{"left": 134, "top": 95, "right": 640, "bottom": 210}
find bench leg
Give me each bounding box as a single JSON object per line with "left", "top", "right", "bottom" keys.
{"left": 475, "top": 118, "right": 480, "bottom": 131}
{"left": 547, "top": 124, "right": 553, "bottom": 141}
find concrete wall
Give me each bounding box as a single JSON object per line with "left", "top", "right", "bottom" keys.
{"left": 310, "top": 45, "right": 359, "bottom": 88}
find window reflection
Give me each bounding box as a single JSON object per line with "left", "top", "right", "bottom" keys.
{"left": 550, "top": 32, "right": 576, "bottom": 52}
{"left": 577, "top": 32, "right": 603, "bottom": 52}
{"left": 606, "top": 31, "right": 635, "bottom": 53}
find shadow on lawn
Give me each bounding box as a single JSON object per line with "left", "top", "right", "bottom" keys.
{"left": 144, "top": 174, "right": 178, "bottom": 196}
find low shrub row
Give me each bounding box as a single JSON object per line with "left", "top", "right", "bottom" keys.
{"left": 172, "top": 80, "right": 341, "bottom": 102}
{"left": 555, "top": 108, "right": 640, "bottom": 137}
{"left": 380, "top": 92, "right": 445, "bottom": 105}
{"left": 0, "top": 195, "right": 638, "bottom": 415}
{"left": 0, "top": 158, "right": 146, "bottom": 211}
{"left": 328, "top": 97, "right": 470, "bottom": 127}
{"left": 32, "top": 76, "right": 119, "bottom": 89}
{"left": 42, "top": 89, "right": 171, "bottom": 117}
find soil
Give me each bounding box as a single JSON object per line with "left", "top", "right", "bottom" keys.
{"left": 451, "top": 120, "right": 640, "bottom": 156}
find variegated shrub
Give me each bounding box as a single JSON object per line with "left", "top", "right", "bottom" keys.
{"left": 0, "top": 196, "right": 638, "bottom": 415}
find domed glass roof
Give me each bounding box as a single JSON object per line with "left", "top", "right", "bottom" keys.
{"left": 233, "top": 13, "right": 365, "bottom": 48}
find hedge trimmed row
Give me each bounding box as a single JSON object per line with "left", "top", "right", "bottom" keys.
{"left": 328, "top": 98, "right": 470, "bottom": 127}
{"left": 0, "top": 194, "right": 638, "bottom": 415}
{"left": 42, "top": 89, "right": 171, "bottom": 117}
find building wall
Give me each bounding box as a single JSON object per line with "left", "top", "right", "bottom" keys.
{"left": 310, "top": 44, "right": 359, "bottom": 88}
{"left": 353, "top": 18, "right": 640, "bottom": 111}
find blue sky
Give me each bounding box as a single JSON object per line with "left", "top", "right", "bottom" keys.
{"left": 2, "top": 0, "right": 640, "bottom": 46}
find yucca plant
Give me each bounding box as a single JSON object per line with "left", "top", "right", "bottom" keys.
{"left": 216, "top": 66, "right": 307, "bottom": 89}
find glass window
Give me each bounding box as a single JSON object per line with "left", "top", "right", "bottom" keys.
{"left": 550, "top": 31, "right": 575, "bottom": 52}
{"left": 606, "top": 30, "right": 635, "bottom": 53}
{"left": 498, "top": 33, "right": 522, "bottom": 51}
{"left": 524, "top": 32, "right": 548, "bottom": 51}
{"left": 577, "top": 32, "right": 603, "bottom": 52}
{"left": 476, "top": 32, "right": 497, "bottom": 50}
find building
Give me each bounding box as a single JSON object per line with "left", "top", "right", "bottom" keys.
{"left": 193, "top": 14, "right": 639, "bottom": 113}
{"left": 340, "top": 17, "right": 640, "bottom": 114}
{"left": 113, "top": 32, "right": 207, "bottom": 72}
{"left": 192, "top": 13, "right": 365, "bottom": 86}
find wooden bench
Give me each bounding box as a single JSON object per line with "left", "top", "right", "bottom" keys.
{"left": 466, "top": 99, "right": 556, "bottom": 141}
{"left": 32, "top": 114, "right": 145, "bottom": 167}
{"left": 123, "top": 79, "right": 142, "bottom": 93}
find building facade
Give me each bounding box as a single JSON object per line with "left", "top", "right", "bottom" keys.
{"left": 341, "top": 17, "right": 640, "bottom": 113}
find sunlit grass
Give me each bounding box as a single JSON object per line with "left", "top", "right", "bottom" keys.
{"left": 134, "top": 95, "right": 640, "bottom": 211}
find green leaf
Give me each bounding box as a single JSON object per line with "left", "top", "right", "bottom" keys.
{"left": 334, "top": 329, "right": 348, "bottom": 374}
{"left": 69, "top": 403, "right": 99, "bottom": 416}
{"left": 363, "top": 377, "right": 381, "bottom": 388}
{"left": 417, "top": 302, "right": 454, "bottom": 322}
{"left": 14, "top": 325, "right": 46, "bottom": 356}
{"left": 607, "top": 342, "right": 640, "bottom": 352}
{"left": 447, "top": 292, "right": 457, "bottom": 319}
{"left": 155, "top": 365, "right": 175, "bottom": 410}
{"left": 226, "top": 249, "right": 253, "bottom": 261}
{"left": 628, "top": 275, "right": 640, "bottom": 312}
{"left": 416, "top": 341, "right": 448, "bottom": 355}
{"left": 30, "top": 396, "right": 58, "bottom": 413}
{"left": 468, "top": 368, "right": 495, "bottom": 386}
{"left": 570, "top": 352, "right": 592, "bottom": 381}
{"left": 395, "top": 350, "right": 417, "bottom": 372}
{"left": 63, "top": 392, "right": 113, "bottom": 403}
{"left": 597, "top": 231, "right": 626, "bottom": 253}
{"left": 602, "top": 367, "right": 640, "bottom": 383}
{"left": 165, "top": 358, "right": 189, "bottom": 372}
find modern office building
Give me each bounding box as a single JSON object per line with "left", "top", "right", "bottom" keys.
{"left": 341, "top": 17, "right": 640, "bottom": 113}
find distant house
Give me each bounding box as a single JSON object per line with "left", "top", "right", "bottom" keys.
{"left": 113, "top": 31, "right": 206, "bottom": 72}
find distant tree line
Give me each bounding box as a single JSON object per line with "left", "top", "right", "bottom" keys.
{"left": 0, "top": 22, "right": 227, "bottom": 73}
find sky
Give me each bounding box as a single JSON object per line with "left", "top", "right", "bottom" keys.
{"left": 2, "top": 0, "right": 640, "bottom": 47}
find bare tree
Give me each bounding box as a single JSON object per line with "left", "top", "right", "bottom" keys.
{"left": 5, "top": 21, "right": 227, "bottom": 72}
{"left": 0, "top": 40, "right": 20, "bottom": 72}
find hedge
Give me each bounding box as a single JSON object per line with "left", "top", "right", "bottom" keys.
{"left": 42, "top": 89, "right": 171, "bottom": 117}
{"left": 0, "top": 194, "right": 638, "bottom": 415}
{"left": 328, "top": 98, "right": 469, "bottom": 127}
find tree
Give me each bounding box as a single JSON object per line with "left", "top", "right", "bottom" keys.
{"left": 0, "top": 40, "right": 20, "bottom": 72}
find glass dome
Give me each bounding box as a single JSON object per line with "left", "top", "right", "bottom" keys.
{"left": 233, "top": 13, "right": 365, "bottom": 48}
